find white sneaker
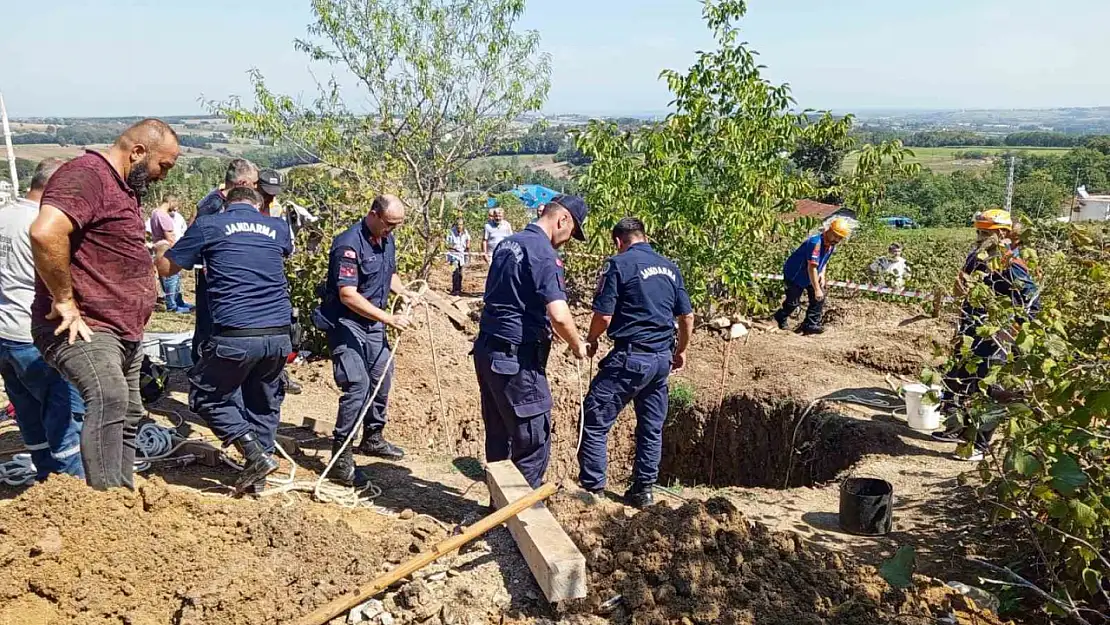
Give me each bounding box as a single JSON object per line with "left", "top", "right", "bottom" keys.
{"left": 952, "top": 449, "right": 985, "bottom": 462}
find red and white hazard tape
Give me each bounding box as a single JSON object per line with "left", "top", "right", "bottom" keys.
{"left": 753, "top": 272, "right": 954, "bottom": 303}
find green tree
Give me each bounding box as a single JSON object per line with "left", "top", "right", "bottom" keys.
{"left": 791, "top": 112, "right": 855, "bottom": 191}
{"left": 1014, "top": 169, "right": 1068, "bottom": 221}
{"left": 572, "top": 0, "right": 910, "bottom": 313}
{"left": 217, "top": 0, "right": 551, "bottom": 277}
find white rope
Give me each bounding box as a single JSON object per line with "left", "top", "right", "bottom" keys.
{"left": 257, "top": 280, "right": 428, "bottom": 508}
{"left": 575, "top": 359, "right": 585, "bottom": 454}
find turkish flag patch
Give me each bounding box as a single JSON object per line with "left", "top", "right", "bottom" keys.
{"left": 343, "top": 249, "right": 357, "bottom": 259}
{"left": 555, "top": 258, "right": 564, "bottom": 268}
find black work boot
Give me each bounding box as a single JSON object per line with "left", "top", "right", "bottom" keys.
{"left": 283, "top": 372, "right": 303, "bottom": 395}
{"left": 356, "top": 429, "right": 405, "bottom": 460}
{"left": 233, "top": 433, "right": 279, "bottom": 493}
{"left": 330, "top": 441, "right": 358, "bottom": 486}
{"left": 799, "top": 325, "right": 825, "bottom": 336}
{"left": 624, "top": 482, "right": 654, "bottom": 509}
{"left": 243, "top": 479, "right": 268, "bottom": 498}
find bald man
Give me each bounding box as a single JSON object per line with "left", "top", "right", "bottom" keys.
{"left": 30, "top": 118, "right": 180, "bottom": 490}
{"left": 313, "top": 195, "right": 416, "bottom": 486}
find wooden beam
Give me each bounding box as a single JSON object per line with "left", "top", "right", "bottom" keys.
{"left": 422, "top": 290, "right": 471, "bottom": 329}
{"left": 485, "top": 461, "right": 587, "bottom": 602}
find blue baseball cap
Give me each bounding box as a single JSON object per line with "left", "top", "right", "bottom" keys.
{"left": 551, "top": 194, "right": 589, "bottom": 241}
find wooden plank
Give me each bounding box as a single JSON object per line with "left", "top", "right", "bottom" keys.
{"left": 485, "top": 460, "right": 587, "bottom": 602}
{"left": 423, "top": 290, "right": 471, "bottom": 328}
{"left": 275, "top": 433, "right": 300, "bottom": 456}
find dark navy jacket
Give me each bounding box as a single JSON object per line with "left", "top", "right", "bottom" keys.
{"left": 783, "top": 233, "right": 837, "bottom": 287}
{"left": 959, "top": 249, "right": 1041, "bottom": 357}
{"left": 195, "top": 187, "right": 226, "bottom": 219}
{"left": 167, "top": 203, "right": 293, "bottom": 329}
{"left": 320, "top": 219, "right": 397, "bottom": 329}
{"left": 593, "top": 242, "right": 692, "bottom": 351}
{"left": 479, "top": 224, "right": 566, "bottom": 345}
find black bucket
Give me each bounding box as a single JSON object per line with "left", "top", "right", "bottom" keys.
{"left": 838, "top": 477, "right": 893, "bottom": 535}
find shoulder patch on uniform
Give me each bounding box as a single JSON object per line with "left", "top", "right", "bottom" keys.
{"left": 555, "top": 257, "right": 564, "bottom": 268}
{"left": 343, "top": 249, "right": 357, "bottom": 259}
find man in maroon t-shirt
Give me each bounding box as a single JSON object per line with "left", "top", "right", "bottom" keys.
{"left": 29, "top": 118, "right": 180, "bottom": 490}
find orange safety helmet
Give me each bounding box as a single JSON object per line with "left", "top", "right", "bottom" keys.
{"left": 974, "top": 208, "right": 1013, "bottom": 231}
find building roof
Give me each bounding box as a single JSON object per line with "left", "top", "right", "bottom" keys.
{"left": 509, "top": 184, "right": 560, "bottom": 209}
{"left": 782, "top": 199, "right": 841, "bottom": 221}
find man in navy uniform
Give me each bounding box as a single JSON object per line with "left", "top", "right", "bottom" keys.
{"left": 473, "top": 195, "right": 590, "bottom": 489}
{"left": 154, "top": 186, "right": 293, "bottom": 494}
{"left": 315, "top": 194, "right": 415, "bottom": 486}
{"left": 578, "top": 217, "right": 694, "bottom": 507}
{"left": 192, "top": 159, "right": 260, "bottom": 364}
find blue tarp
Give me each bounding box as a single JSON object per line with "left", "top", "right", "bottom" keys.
{"left": 508, "top": 184, "right": 560, "bottom": 209}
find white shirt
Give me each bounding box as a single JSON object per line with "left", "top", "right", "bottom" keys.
{"left": 484, "top": 220, "right": 513, "bottom": 253}
{"left": 172, "top": 211, "right": 188, "bottom": 241}
{"left": 869, "top": 256, "right": 910, "bottom": 288}
{"left": 0, "top": 199, "right": 40, "bottom": 341}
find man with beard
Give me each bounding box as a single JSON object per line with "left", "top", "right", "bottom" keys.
{"left": 30, "top": 119, "right": 180, "bottom": 490}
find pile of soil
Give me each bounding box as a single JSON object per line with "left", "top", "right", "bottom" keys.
{"left": 0, "top": 476, "right": 443, "bottom": 625}
{"left": 550, "top": 494, "right": 1004, "bottom": 625}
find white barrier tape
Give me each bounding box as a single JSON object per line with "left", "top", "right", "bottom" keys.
{"left": 754, "top": 272, "right": 955, "bottom": 303}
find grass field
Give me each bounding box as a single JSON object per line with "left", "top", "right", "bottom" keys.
{"left": 843, "top": 145, "right": 1073, "bottom": 174}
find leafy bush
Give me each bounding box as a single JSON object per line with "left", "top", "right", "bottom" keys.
{"left": 947, "top": 223, "right": 1110, "bottom": 620}
{"left": 669, "top": 380, "right": 696, "bottom": 415}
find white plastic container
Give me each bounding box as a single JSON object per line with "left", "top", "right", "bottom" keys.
{"left": 903, "top": 383, "right": 942, "bottom": 432}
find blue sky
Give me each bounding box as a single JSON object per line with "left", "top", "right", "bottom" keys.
{"left": 3, "top": 0, "right": 1109, "bottom": 117}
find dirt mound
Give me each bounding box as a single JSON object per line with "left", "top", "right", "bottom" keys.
{"left": 845, "top": 344, "right": 923, "bottom": 376}
{"left": 550, "top": 494, "right": 1004, "bottom": 625}
{"left": 0, "top": 476, "right": 437, "bottom": 625}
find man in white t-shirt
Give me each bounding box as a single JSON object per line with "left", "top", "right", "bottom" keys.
{"left": 482, "top": 208, "right": 513, "bottom": 260}
{"left": 0, "top": 158, "right": 85, "bottom": 480}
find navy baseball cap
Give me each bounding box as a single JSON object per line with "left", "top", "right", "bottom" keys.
{"left": 552, "top": 194, "right": 589, "bottom": 241}
{"left": 258, "top": 169, "right": 283, "bottom": 196}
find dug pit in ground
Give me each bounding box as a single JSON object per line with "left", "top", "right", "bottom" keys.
{"left": 658, "top": 393, "right": 914, "bottom": 489}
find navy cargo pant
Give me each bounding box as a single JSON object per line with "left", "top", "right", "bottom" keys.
{"left": 189, "top": 333, "right": 291, "bottom": 451}
{"left": 578, "top": 346, "right": 672, "bottom": 491}
{"left": 773, "top": 279, "right": 824, "bottom": 331}
{"left": 192, "top": 268, "right": 213, "bottom": 364}
{"left": 940, "top": 338, "right": 1006, "bottom": 451}
{"left": 472, "top": 335, "right": 553, "bottom": 488}
{"left": 327, "top": 319, "right": 394, "bottom": 442}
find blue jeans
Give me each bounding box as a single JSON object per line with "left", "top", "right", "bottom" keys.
{"left": 189, "top": 334, "right": 291, "bottom": 451}
{"left": 327, "top": 319, "right": 394, "bottom": 443}
{"left": 160, "top": 273, "right": 181, "bottom": 308}
{"left": 578, "top": 347, "right": 672, "bottom": 490}
{"left": 36, "top": 331, "right": 143, "bottom": 490}
{"left": 0, "top": 338, "right": 85, "bottom": 480}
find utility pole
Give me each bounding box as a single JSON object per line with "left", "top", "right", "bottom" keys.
{"left": 1004, "top": 155, "right": 1015, "bottom": 212}
{"left": 0, "top": 92, "right": 17, "bottom": 197}
{"left": 1071, "top": 168, "right": 1080, "bottom": 217}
